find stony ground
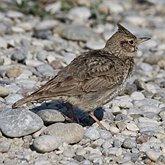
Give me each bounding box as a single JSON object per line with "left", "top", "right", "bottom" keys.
{"left": 0, "top": 0, "right": 165, "bottom": 165}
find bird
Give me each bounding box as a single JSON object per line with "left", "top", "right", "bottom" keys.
{"left": 12, "top": 24, "right": 150, "bottom": 129}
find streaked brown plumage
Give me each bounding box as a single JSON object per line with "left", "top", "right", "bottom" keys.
{"left": 12, "top": 24, "right": 150, "bottom": 128}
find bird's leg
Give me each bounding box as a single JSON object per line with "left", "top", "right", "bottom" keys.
{"left": 89, "top": 111, "right": 106, "bottom": 130}
{"left": 66, "top": 102, "right": 79, "bottom": 123}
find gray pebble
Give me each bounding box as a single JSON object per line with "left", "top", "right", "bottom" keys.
{"left": 62, "top": 25, "right": 99, "bottom": 42}
{"left": 11, "top": 47, "right": 28, "bottom": 62}
{"left": 0, "top": 108, "right": 43, "bottom": 137}
{"left": 0, "top": 86, "right": 10, "bottom": 97}
{"left": 43, "top": 123, "right": 84, "bottom": 144}
{"left": 33, "top": 135, "right": 61, "bottom": 153}
{"left": 85, "top": 127, "right": 100, "bottom": 140}
{"left": 146, "top": 149, "right": 161, "bottom": 161}
{"left": 36, "top": 64, "right": 55, "bottom": 77}
{"left": 122, "top": 138, "right": 137, "bottom": 149}
{"left": 37, "top": 109, "right": 65, "bottom": 124}
{"left": 0, "top": 139, "right": 11, "bottom": 153}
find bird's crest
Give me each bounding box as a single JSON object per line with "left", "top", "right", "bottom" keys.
{"left": 117, "top": 24, "right": 135, "bottom": 37}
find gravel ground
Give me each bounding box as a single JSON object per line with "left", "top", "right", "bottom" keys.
{"left": 0, "top": 0, "right": 165, "bottom": 165}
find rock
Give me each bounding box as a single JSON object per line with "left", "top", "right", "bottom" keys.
{"left": 5, "top": 94, "right": 23, "bottom": 105}
{"left": 0, "top": 139, "right": 11, "bottom": 153}
{"left": 122, "top": 138, "right": 137, "bottom": 149}
{"left": 35, "top": 20, "right": 58, "bottom": 30}
{"left": 61, "top": 25, "right": 99, "bottom": 42}
{"left": 0, "top": 108, "right": 43, "bottom": 137}
{"left": 43, "top": 123, "right": 84, "bottom": 144}
{"left": 68, "top": 7, "right": 91, "bottom": 22}
{"left": 126, "top": 123, "right": 139, "bottom": 132}
{"left": 6, "top": 10, "right": 24, "bottom": 18}
{"left": 103, "top": 0, "right": 124, "bottom": 13}
{"left": 11, "top": 48, "right": 27, "bottom": 62}
{"left": 37, "top": 109, "right": 65, "bottom": 124}
{"left": 159, "top": 110, "right": 165, "bottom": 121}
{"left": 113, "top": 139, "right": 122, "bottom": 148}
{"left": 109, "top": 126, "right": 120, "bottom": 134}
{"left": 33, "top": 135, "right": 61, "bottom": 153}
{"left": 36, "top": 64, "right": 55, "bottom": 77}
{"left": 146, "top": 149, "right": 161, "bottom": 162}
{"left": 86, "top": 38, "right": 105, "bottom": 49}
{"left": 45, "top": 1, "right": 61, "bottom": 14}
{"left": 85, "top": 127, "right": 100, "bottom": 140}
{"left": 99, "top": 129, "right": 112, "bottom": 139}
{"left": 130, "top": 91, "right": 145, "bottom": 101}
{"left": 0, "top": 86, "right": 10, "bottom": 97}
{"left": 6, "top": 66, "right": 23, "bottom": 78}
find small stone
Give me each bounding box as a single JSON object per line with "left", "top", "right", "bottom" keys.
{"left": 0, "top": 108, "right": 43, "bottom": 137}
{"left": 122, "top": 138, "right": 137, "bottom": 149}
{"left": 99, "top": 129, "right": 112, "bottom": 139}
{"left": 136, "top": 134, "right": 151, "bottom": 144}
{"left": 5, "top": 94, "right": 23, "bottom": 105}
{"left": 126, "top": 123, "right": 139, "bottom": 132}
{"left": 45, "top": 1, "right": 61, "bottom": 14}
{"left": 62, "top": 25, "right": 99, "bottom": 42}
{"left": 113, "top": 139, "right": 122, "bottom": 148}
{"left": 0, "top": 86, "right": 10, "bottom": 97}
{"left": 85, "top": 127, "right": 100, "bottom": 140}
{"left": 37, "top": 109, "right": 65, "bottom": 124}
{"left": 36, "top": 64, "right": 55, "bottom": 77}
{"left": 33, "top": 135, "right": 61, "bottom": 153}
{"left": 6, "top": 66, "right": 23, "bottom": 78}
{"left": 0, "top": 139, "right": 11, "bottom": 153}
{"left": 68, "top": 7, "right": 91, "bottom": 22}
{"left": 35, "top": 20, "right": 58, "bottom": 30}
{"left": 109, "top": 126, "right": 120, "bottom": 134}
{"left": 43, "top": 123, "right": 84, "bottom": 144}
{"left": 146, "top": 150, "right": 161, "bottom": 162}
{"left": 86, "top": 39, "right": 105, "bottom": 49}
{"left": 11, "top": 49, "right": 27, "bottom": 62}
{"left": 159, "top": 110, "right": 165, "bottom": 121}
{"left": 130, "top": 91, "right": 145, "bottom": 101}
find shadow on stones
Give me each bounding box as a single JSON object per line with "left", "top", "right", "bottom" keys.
{"left": 30, "top": 100, "right": 104, "bottom": 127}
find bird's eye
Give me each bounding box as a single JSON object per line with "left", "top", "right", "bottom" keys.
{"left": 128, "top": 40, "right": 134, "bottom": 44}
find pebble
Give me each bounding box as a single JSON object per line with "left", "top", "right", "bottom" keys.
{"left": 43, "top": 123, "right": 84, "bottom": 144}
{"left": 68, "top": 7, "right": 91, "bottom": 22}
{"left": 0, "top": 139, "right": 11, "bottom": 153}
{"left": 126, "top": 123, "right": 139, "bottom": 132}
{"left": 6, "top": 66, "right": 23, "bottom": 78}
{"left": 36, "top": 64, "right": 55, "bottom": 77}
{"left": 130, "top": 91, "right": 145, "bottom": 101}
{"left": 86, "top": 38, "right": 105, "bottom": 49}
{"left": 159, "top": 110, "right": 165, "bottom": 121}
{"left": 122, "top": 138, "right": 137, "bottom": 149}
{"left": 37, "top": 109, "right": 65, "bottom": 124}
{"left": 62, "top": 25, "right": 99, "bottom": 42}
{"left": 0, "top": 108, "right": 43, "bottom": 137}
{"left": 35, "top": 20, "right": 58, "bottom": 30}
{"left": 0, "top": 86, "right": 10, "bottom": 97}
{"left": 85, "top": 127, "right": 100, "bottom": 140}
{"left": 146, "top": 149, "right": 162, "bottom": 162}
{"left": 33, "top": 135, "right": 61, "bottom": 153}
{"left": 109, "top": 126, "right": 120, "bottom": 134}
{"left": 11, "top": 48, "right": 27, "bottom": 62}
{"left": 5, "top": 94, "right": 23, "bottom": 105}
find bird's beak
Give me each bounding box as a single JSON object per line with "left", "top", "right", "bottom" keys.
{"left": 137, "top": 37, "right": 151, "bottom": 44}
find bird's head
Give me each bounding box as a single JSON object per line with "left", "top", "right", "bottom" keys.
{"left": 104, "top": 24, "right": 150, "bottom": 57}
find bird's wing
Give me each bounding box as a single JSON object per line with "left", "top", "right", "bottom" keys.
{"left": 35, "top": 50, "right": 126, "bottom": 96}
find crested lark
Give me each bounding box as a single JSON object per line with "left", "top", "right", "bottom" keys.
{"left": 12, "top": 24, "right": 150, "bottom": 128}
